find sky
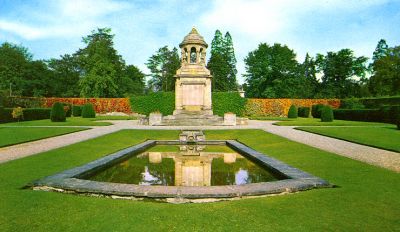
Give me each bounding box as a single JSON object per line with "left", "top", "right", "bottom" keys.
{"left": 0, "top": 0, "right": 399, "bottom": 84}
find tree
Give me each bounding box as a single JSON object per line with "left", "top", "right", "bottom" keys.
{"left": 146, "top": 46, "right": 180, "bottom": 92}
{"left": 210, "top": 30, "right": 224, "bottom": 56}
{"left": 223, "top": 32, "right": 238, "bottom": 89}
{"left": 315, "top": 49, "right": 368, "bottom": 98}
{"left": 0, "top": 42, "right": 54, "bottom": 97}
{"left": 47, "top": 54, "right": 80, "bottom": 97}
{"left": 207, "top": 30, "right": 237, "bottom": 91}
{"left": 207, "top": 53, "right": 231, "bottom": 91}
{"left": 76, "top": 28, "right": 126, "bottom": 97}
{"left": 0, "top": 42, "right": 31, "bottom": 96}
{"left": 244, "top": 43, "right": 310, "bottom": 98}
{"left": 372, "top": 39, "right": 389, "bottom": 63}
{"left": 124, "top": 65, "right": 145, "bottom": 95}
{"left": 369, "top": 46, "right": 400, "bottom": 96}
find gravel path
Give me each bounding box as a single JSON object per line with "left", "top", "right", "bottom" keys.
{"left": 1, "top": 120, "right": 399, "bottom": 173}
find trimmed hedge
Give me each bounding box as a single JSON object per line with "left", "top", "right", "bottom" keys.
{"left": 311, "top": 104, "right": 325, "bottom": 118}
{"left": 333, "top": 106, "right": 400, "bottom": 125}
{"left": 359, "top": 96, "right": 400, "bottom": 108}
{"left": 340, "top": 98, "right": 365, "bottom": 109}
{"left": 321, "top": 106, "right": 334, "bottom": 122}
{"left": 0, "top": 107, "right": 51, "bottom": 123}
{"left": 298, "top": 107, "right": 310, "bottom": 118}
{"left": 72, "top": 105, "right": 82, "bottom": 117}
{"left": 81, "top": 103, "right": 96, "bottom": 118}
{"left": 287, "top": 105, "right": 298, "bottom": 118}
{"left": 23, "top": 108, "right": 51, "bottom": 121}
{"left": 333, "top": 109, "right": 380, "bottom": 122}
{"left": 130, "top": 92, "right": 175, "bottom": 116}
{"left": 0, "top": 107, "right": 13, "bottom": 123}
{"left": 50, "top": 102, "right": 66, "bottom": 122}
{"left": 130, "top": 92, "right": 247, "bottom": 117}
{"left": 212, "top": 92, "right": 246, "bottom": 117}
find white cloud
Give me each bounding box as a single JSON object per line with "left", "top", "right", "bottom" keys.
{"left": 0, "top": 0, "right": 132, "bottom": 40}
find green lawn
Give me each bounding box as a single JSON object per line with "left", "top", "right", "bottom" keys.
{"left": 0, "top": 117, "right": 112, "bottom": 127}
{"left": 0, "top": 127, "right": 87, "bottom": 148}
{"left": 297, "top": 126, "right": 400, "bottom": 152}
{"left": 0, "top": 130, "right": 399, "bottom": 231}
{"left": 274, "top": 117, "right": 393, "bottom": 126}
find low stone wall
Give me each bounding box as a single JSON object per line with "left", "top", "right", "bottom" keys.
{"left": 245, "top": 98, "right": 341, "bottom": 117}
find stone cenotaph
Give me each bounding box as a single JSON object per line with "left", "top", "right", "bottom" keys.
{"left": 148, "top": 28, "right": 246, "bottom": 126}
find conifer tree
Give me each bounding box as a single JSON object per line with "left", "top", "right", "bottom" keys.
{"left": 208, "top": 30, "right": 237, "bottom": 91}
{"left": 223, "top": 32, "right": 238, "bottom": 90}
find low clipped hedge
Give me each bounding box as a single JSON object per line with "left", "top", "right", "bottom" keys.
{"left": 287, "top": 105, "right": 298, "bottom": 118}
{"left": 212, "top": 92, "right": 246, "bottom": 117}
{"left": 81, "top": 103, "right": 96, "bottom": 118}
{"left": 0, "top": 107, "right": 51, "bottom": 123}
{"left": 130, "top": 92, "right": 175, "bottom": 116}
{"left": 298, "top": 107, "right": 310, "bottom": 118}
{"left": 72, "top": 105, "right": 82, "bottom": 117}
{"left": 311, "top": 104, "right": 325, "bottom": 118}
{"left": 23, "top": 108, "right": 51, "bottom": 121}
{"left": 321, "top": 106, "right": 334, "bottom": 122}
{"left": 0, "top": 107, "right": 13, "bottom": 123}
{"left": 50, "top": 102, "right": 66, "bottom": 122}
{"left": 333, "top": 105, "right": 400, "bottom": 124}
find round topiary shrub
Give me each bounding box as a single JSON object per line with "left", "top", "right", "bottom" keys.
{"left": 50, "top": 102, "right": 66, "bottom": 122}
{"left": 298, "top": 107, "right": 310, "bottom": 118}
{"left": 287, "top": 105, "right": 298, "bottom": 118}
{"left": 321, "top": 106, "right": 334, "bottom": 122}
{"left": 311, "top": 104, "right": 325, "bottom": 118}
{"left": 81, "top": 103, "right": 96, "bottom": 118}
{"left": 72, "top": 105, "right": 82, "bottom": 117}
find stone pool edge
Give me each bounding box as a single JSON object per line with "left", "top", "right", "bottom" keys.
{"left": 28, "top": 140, "right": 332, "bottom": 202}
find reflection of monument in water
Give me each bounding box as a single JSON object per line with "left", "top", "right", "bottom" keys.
{"left": 148, "top": 149, "right": 240, "bottom": 187}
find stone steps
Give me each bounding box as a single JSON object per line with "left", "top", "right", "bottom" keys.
{"left": 161, "top": 116, "right": 224, "bottom": 126}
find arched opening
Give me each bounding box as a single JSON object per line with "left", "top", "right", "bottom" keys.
{"left": 184, "top": 48, "right": 188, "bottom": 63}
{"left": 199, "top": 48, "right": 203, "bottom": 63}
{"left": 190, "top": 47, "right": 197, "bottom": 64}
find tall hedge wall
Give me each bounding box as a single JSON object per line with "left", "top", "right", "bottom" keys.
{"left": 130, "top": 92, "right": 247, "bottom": 116}
{"left": 360, "top": 96, "right": 400, "bottom": 108}
{"left": 130, "top": 92, "right": 175, "bottom": 115}
{"left": 212, "top": 92, "right": 247, "bottom": 117}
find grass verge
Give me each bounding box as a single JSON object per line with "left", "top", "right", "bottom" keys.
{"left": 297, "top": 126, "right": 400, "bottom": 152}
{"left": 274, "top": 117, "right": 393, "bottom": 126}
{"left": 0, "top": 127, "right": 87, "bottom": 148}
{"left": 0, "top": 117, "right": 112, "bottom": 126}
{"left": 0, "top": 129, "right": 399, "bottom": 231}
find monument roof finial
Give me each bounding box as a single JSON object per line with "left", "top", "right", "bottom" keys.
{"left": 190, "top": 27, "right": 199, "bottom": 34}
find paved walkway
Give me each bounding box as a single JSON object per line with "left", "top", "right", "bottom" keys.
{"left": 1, "top": 120, "right": 399, "bottom": 173}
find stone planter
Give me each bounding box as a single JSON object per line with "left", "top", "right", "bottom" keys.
{"left": 149, "top": 112, "right": 162, "bottom": 126}
{"left": 224, "top": 113, "right": 236, "bottom": 126}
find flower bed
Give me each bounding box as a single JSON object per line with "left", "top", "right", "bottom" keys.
{"left": 43, "top": 98, "right": 132, "bottom": 114}
{"left": 246, "top": 98, "right": 340, "bottom": 117}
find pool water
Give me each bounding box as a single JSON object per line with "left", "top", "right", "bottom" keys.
{"left": 85, "top": 145, "right": 285, "bottom": 186}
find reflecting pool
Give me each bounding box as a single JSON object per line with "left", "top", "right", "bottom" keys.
{"left": 85, "top": 145, "right": 284, "bottom": 186}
